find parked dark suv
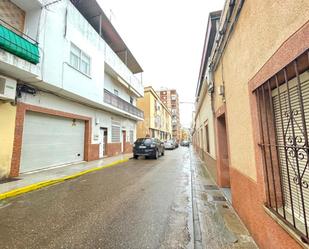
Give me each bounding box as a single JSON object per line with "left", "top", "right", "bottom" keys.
{"left": 133, "top": 138, "right": 165, "bottom": 159}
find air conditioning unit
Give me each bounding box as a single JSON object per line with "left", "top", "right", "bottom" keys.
{"left": 0, "top": 76, "right": 17, "bottom": 101}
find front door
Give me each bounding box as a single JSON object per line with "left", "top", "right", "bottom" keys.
{"left": 122, "top": 130, "right": 126, "bottom": 153}
{"left": 216, "top": 113, "right": 230, "bottom": 187}
{"left": 99, "top": 128, "right": 108, "bottom": 158}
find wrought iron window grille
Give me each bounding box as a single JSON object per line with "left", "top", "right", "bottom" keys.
{"left": 255, "top": 49, "right": 309, "bottom": 243}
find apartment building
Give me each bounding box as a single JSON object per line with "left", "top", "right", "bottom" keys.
{"left": 180, "top": 128, "right": 190, "bottom": 142}
{"left": 157, "top": 89, "right": 181, "bottom": 141}
{"left": 192, "top": 1, "right": 309, "bottom": 248}
{"left": 137, "top": 86, "right": 172, "bottom": 140}
{"left": 0, "top": 0, "right": 144, "bottom": 179}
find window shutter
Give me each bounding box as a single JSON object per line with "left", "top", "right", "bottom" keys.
{"left": 272, "top": 71, "right": 309, "bottom": 224}
{"left": 129, "top": 130, "right": 134, "bottom": 144}
{"left": 111, "top": 120, "right": 121, "bottom": 143}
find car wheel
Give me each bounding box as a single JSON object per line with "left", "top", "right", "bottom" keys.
{"left": 154, "top": 150, "right": 159, "bottom": 160}
{"left": 133, "top": 154, "right": 138, "bottom": 159}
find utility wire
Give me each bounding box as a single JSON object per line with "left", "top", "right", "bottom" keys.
{"left": 43, "top": 0, "right": 63, "bottom": 8}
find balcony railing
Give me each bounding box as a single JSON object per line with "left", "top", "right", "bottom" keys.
{"left": 104, "top": 41, "right": 143, "bottom": 96}
{"left": 104, "top": 89, "right": 144, "bottom": 119}
{"left": 0, "top": 19, "right": 39, "bottom": 64}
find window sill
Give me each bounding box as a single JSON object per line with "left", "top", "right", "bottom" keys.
{"left": 67, "top": 63, "right": 92, "bottom": 79}
{"left": 263, "top": 206, "right": 309, "bottom": 249}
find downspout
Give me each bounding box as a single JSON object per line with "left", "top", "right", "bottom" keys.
{"left": 211, "top": 0, "right": 245, "bottom": 71}
{"left": 207, "top": 0, "right": 245, "bottom": 108}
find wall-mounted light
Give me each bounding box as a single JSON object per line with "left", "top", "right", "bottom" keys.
{"left": 95, "top": 117, "right": 100, "bottom": 125}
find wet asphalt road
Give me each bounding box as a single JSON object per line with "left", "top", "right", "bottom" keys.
{"left": 0, "top": 147, "right": 193, "bottom": 249}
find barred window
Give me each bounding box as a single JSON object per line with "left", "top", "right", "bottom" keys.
{"left": 256, "top": 50, "right": 309, "bottom": 242}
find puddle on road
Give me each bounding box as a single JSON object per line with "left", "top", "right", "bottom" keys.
{"left": 159, "top": 149, "right": 193, "bottom": 249}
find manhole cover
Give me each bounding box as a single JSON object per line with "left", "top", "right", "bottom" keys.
{"left": 204, "top": 184, "right": 219, "bottom": 190}
{"left": 213, "top": 196, "right": 226, "bottom": 202}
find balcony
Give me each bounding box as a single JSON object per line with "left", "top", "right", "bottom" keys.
{"left": 104, "top": 89, "right": 144, "bottom": 119}
{"left": 0, "top": 19, "right": 39, "bottom": 64}
{"left": 104, "top": 41, "right": 143, "bottom": 96}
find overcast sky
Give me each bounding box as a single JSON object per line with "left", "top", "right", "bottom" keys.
{"left": 98, "top": 0, "right": 224, "bottom": 128}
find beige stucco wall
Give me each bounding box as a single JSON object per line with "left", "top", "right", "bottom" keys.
{"left": 195, "top": 81, "right": 216, "bottom": 159}
{"left": 0, "top": 102, "right": 16, "bottom": 179}
{"left": 213, "top": 0, "right": 309, "bottom": 181}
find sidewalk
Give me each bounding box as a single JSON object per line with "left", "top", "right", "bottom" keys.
{"left": 190, "top": 148, "right": 258, "bottom": 249}
{"left": 0, "top": 153, "right": 132, "bottom": 199}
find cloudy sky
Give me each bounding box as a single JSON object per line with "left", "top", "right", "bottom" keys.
{"left": 98, "top": 0, "right": 224, "bottom": 128}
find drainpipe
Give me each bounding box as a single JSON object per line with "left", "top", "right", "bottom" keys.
{"left": 210, "top": 0, "right": 245, "bottom": 71}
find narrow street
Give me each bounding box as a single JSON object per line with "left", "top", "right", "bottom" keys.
{"left": 0, "top": 147, "right": 257, "bottom": 249}
{"left": 0, "top": 148, "right": 193, "bottom": 249}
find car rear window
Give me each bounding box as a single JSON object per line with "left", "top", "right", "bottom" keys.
{"left": 136, "top": 138, "right": 153, "bottom": 144}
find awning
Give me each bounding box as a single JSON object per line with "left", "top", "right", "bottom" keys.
{"left": 0, "top": 24, "right": 40, "bottom": 64}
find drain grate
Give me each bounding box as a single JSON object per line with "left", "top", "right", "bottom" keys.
{"left": 204, "top": 184, "right": 219, "bottom": 190}
{"left": 212, "top": 195, "right": 226, "bottom": 202}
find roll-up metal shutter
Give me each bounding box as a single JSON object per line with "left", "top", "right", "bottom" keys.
{"left": 129, "top": 130, "right": 134, "bottom": 144}
{"left": 20, "top": 112, "right": 85, "bottom": 173}
{"left": 272, "top": 71, "right": 309, "bottom": 224}
{"left": 111, "top": 120, "right": 121, "bottom": 143}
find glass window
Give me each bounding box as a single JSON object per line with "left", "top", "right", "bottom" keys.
{"left": 70, "top": 44, "right": 80, "bottom": 69}
{"left": 70, "top": 43, "right": 91, "bottom": 76}
{"left": 81, "top": 53, "right": 90, "bottom": 75}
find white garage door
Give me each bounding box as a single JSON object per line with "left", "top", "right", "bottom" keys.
{"left": 20, "top": 111, "right": 85, "bottom": 173}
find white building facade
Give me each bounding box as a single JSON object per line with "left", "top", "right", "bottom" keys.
{"left": 0, "top": 0, "right": 143, "bottom": 177}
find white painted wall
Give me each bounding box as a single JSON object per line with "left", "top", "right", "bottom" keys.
{"left": 36, "top": 1, "right": 105, "bottom": 104}
{"left": 30, "top": 0, "right": 141, "bottom": 109}
{"left": 23, "top": 8, "right": 41, "bottom": 41}
{"left": 15, "top": 0, "right": 140, "bottom": 145}
{"left": 20, "top": 91, "right": 137, "bottom": 144}
{"left": 195, "top": 83, "right": 216, "bottom": 159}
{"left": 104, "top": 72, "right": 136, "bottom": 104}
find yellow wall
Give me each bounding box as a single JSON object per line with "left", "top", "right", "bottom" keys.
{"left": 0, "top": 102, "right": 16, "bottom": 179}
{"left": 212, "top": 0, "right": 309, "bottom": 180}
{"left": 137, "top": 92, "right": 150, "bottom": 138}
{"left": 137, "top": 87, "right": 172, "bottom": 139}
